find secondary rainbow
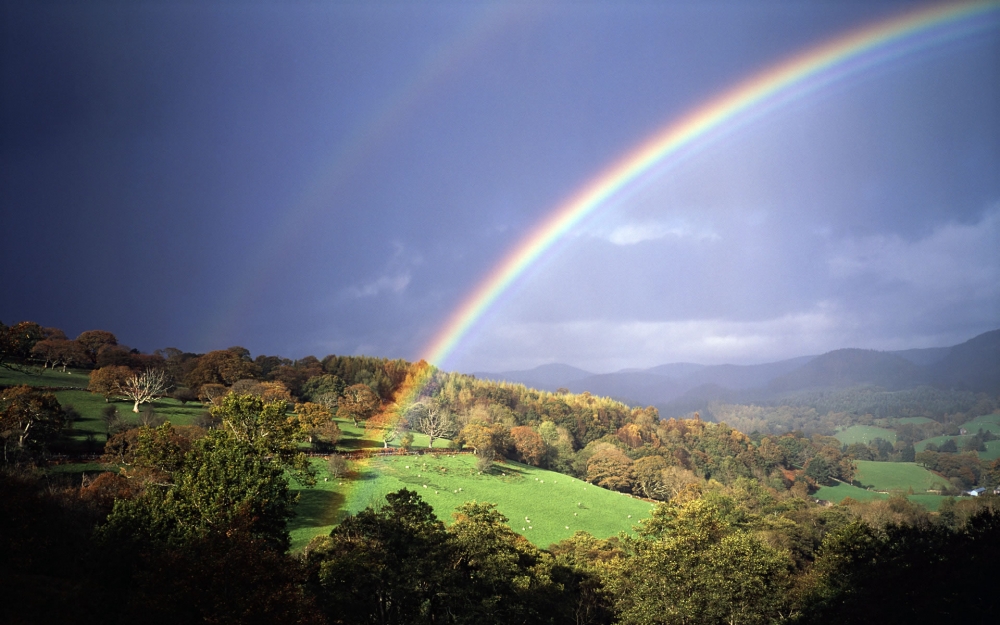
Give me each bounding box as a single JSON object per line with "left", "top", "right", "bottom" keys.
{"left": 420, "top": 1, "right": 999, "bottom": 368}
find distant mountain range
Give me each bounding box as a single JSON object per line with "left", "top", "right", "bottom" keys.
{"left": 474, "top": 329, "right": 1000, "bottom": 415}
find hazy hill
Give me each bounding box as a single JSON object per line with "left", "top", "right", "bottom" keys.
{"left": 927, "top": 329, "right": 1000, "bottom": 395}
{"left": 565, "top": 371, "right": 689, "bottom": 405}
{"left": 475, "top": 329, "right": 999, "bottom": 413}
{"left": 766, "top": 349, "right": 926, "bottom": 392}
{"left": 892, "top": 345, "right": 952, "bottom": 366}
{"left": 473, "top": 362, "right": 591, "bottom": 390}
{"left": 681, "top": 356, "right": 816, "bottom": 390}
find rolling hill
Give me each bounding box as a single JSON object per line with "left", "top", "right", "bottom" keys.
{"left": 475, "top": 329, "right": 1000, "bottom": 415}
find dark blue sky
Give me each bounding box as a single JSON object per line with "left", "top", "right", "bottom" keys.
{"left": 3, "top": 1, "right": 998, "bottom": 372}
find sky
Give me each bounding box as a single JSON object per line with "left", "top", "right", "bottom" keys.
{"left": 2, "top": 0, "right": 999, "bottom": 374}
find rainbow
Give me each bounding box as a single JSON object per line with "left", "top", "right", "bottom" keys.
{"left": 420, "top": 1, "right": 999, "bottom": 369}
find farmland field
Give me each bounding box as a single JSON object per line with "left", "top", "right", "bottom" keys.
{"left": 815, "top": 482, "right": 885, "bottom": 503}
{"left": 853, "top": 460, "right": 950, "bottom": 492}
{"left": 909, "top": 414, "right": 1000, "bottom": 461}
{"left": 815, "top": 482, "right": 952, "bottom": 511}
{"left": 835, "top": 425, "right": 896, "bottom": 446}
{"left": 891, "top": 416, "right": 936, "bottom": 425}
{"left": 289, "top": 453, "right": 654, "bottom": 551}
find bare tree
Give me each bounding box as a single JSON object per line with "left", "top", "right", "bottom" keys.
{"left": 415, "top": 405, "right": 456, "bottom": 450}
{"left": 117, "top": 368, "right": 169, "bottom": 413}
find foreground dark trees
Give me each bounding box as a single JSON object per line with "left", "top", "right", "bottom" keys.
{"left": 4, "top": 457, "right": 1000, "bottom": 625}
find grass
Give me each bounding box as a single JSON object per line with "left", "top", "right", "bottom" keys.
{"left": 961, "top": 413, "right": 1000, "bottom": 434}
{"left": 288, "top": 453, "right": 654, "bottom": 552}
{"left": 910, "top": 414, "right": 1000, "bottom": 458}
{"left": 815, "top": 482, "right": 952, "bottom": 511}
{"left": 853, "top": 460, "right": 950, "bottom": 492}
{"left": 0, "top": 365, "right": 91, "bottom": 388}
{"left": 815, "top": 482, "right": 887, "bottom": 503}
{"left": 980, "top": 440, "right": 1000, "bottom": 461}
{"left": 51, "top": 389, "right": 208, "bottom": 453}
{"left": 835, "top": 425, "right": 897, "bottom": 446}
{"left": 892, "top": 416, "right": 936, "bottom": 425}
{"left": 334, "top": 418, "right": 453, "bottom": 452}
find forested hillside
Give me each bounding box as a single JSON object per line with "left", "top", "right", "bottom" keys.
{"left": 3, "top": 319, "right": 999, "bottom": 624}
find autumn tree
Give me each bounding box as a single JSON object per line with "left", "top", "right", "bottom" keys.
{"left": 293, "top": 401, "right": 341, "bottom": 450}
{"left": 118, "top": 368, "right": 170, "bottom": 413}
{"left": 75, "top": 330, "right": 118, "bottom": 364}
{"left": 88, "top": 365, "right": 133, "bottom": 402}
{"left": 0, "top": 321, "right": 43, "bottom": 369}
{"left": 197, "top": 383, "right": 228, "bottom": 405}
{"left": 185, "top": 349, "right": 259, "bottom": 389}
{"left": 0, "top": 385, "right": 65, "bottom": 465}
{"left": 31, "top": 338, "right": 88, "bottom": 372}
{"left": 338, "top": 383, "right": 380, "bottom": 427}
{"left": 510, "top": 425, "right": 546, "bottom": 466}
{"left": 587, "top": 444, "right": 635, "bottom": 492}
{"left": 231, "top": 379, "right": 293, "bottom": 405}
{"left": 460, "top": 421, "right": 511, "bottom": 460}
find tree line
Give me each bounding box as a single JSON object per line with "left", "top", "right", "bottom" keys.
{"left": 4, "top": 319, "right": 1000, "bottom": 623}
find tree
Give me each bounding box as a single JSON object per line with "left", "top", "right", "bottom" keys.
{"left": 31, "top": 338, "right": 88, "bottom": 372}
{"left": 300, "top": 373, "right": 346, "bottom": 403}
{"left": 0, "top": 385, "right": 65, "bottom": 465}
{"left": 197, "top": 383, "right": 228, "bottom": 405}
{"left": 337, "top": 383, "right": 380, "bottom": 427}
{"left": 118, "top": 368, "right": 169, "bottom": 413}
{"left": 231, "top": 379, "right": 293, "bottom": 405}
{"left": 459, "top": 421, "right": 510, "bottom": 460}
{"left": 293, "top": 402, "right": 340, "bottom": 450}
{"left": 805, "top": 455, "right": 832, "bottom": 485}
{"left": 304, "top": 489, "right": 458, "bottom": 623}
{"left": 449, "top": 500, "right": 565, "bottom": 623}
{"left": 185, "top": 349, "right": 259, "bottom": 389}
{"left": 210, "top": 392, "right": 312, "bottom": 482}
{"left": 633, "top": 455, "right": 671, "bottom": 499}
{"left": 605, "top": 498, "right": 792, "bottom": 625}
{"left": 75, "top": 330, "right": 118, "bottom": 364}
{"left": 510, "top": 425, "right": 546, "bottom": 466}
{"left": 88, "top": 365, "right": 133, "bottom": 402}
{"left": 100, "top": 431, "right": 297, "bottom": 551}
{"left": 0, "top": 321, "right": 43, "bottom": 369}
{"left": 414, "top": 404, "right": 456, "bottom": 450}
{"left": 586, "top": 445, "right": 635, "bottom": 492}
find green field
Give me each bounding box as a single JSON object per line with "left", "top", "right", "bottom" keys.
{"left": 909, "top": 414, "right": 1000, "bottom": 461}
{"left": 853, "top": 460, "right": 950, "bottom": 492}
{"left": 981, "top": 440, "right": 1000, "bottom": 461}
{"left": 891, "top": 416, "right": 936, "bottom": 425}
{"left": 288, "top": 453, "right": 654, "bottom": 551}
{"left": 835, "top": 425, "right": 897, "bottom": 446}
{"left": 815, "top": 482, "right": 885, "bottom": 503}
{"left": 335, "top": 417, "right": 453, "bottom": 452}
{"left": 0, "top": 365, "right": 91, "bottom": 388}
{"left": 815, "top": 482, "right": 951, "bottom": 511}
{"left": 961, "top": 412, "right": 1000, "bottom": 434}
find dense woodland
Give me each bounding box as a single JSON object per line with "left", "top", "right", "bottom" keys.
{"left": 2, "top": 319, "right": 1000, "bottom": 624}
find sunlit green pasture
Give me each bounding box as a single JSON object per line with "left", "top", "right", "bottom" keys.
{"left": 0, "top": 365, "right": 91, "bottom": 388}
{"left": 288, "top": 453, "right": 653, "bottom": 552}
{"left": 815, "top": 482, "right": 952, "bottom": 511}
{"left": 854, "top": 460, "right": 950, "bottom": 492}
{"left": 50, "top": 388, "right": 208, "bottom": 453}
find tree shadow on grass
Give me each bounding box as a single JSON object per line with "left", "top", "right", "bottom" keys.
{"left": 290, "top": 489, "right": 345, "bottom": 531}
